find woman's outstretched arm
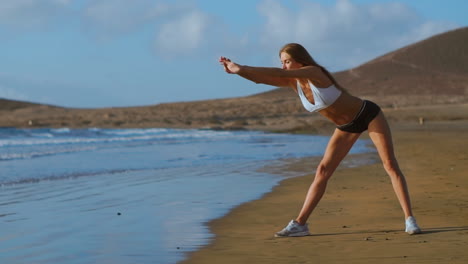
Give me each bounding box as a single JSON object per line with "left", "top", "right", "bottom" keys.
{"left": 219, "top": 56, "right": 324, "bottom": 89}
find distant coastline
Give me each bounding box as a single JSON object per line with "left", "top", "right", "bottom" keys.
{"left": 1, "top": 97, "right": 467, "bottom": 135}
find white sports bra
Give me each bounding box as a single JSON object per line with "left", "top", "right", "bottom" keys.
{"left": 297, "top": 80, "right": 342, "bottom": 112}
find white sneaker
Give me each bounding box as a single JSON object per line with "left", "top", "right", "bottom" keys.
{"left": 275, "top": 220, "right": 310, "bottom": 237}
{"left": 405, "top": 216, "right": 422, "bottom": 235}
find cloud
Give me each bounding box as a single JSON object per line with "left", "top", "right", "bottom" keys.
{"left": 154, "top": 10, "right": 211, "bottom": 56}
{"left": 0, "top": 0, "right": 71, "bottom": 29}
{"left": 256, "top": 0, "right": 459, "bottom": 70}
{"left": 81, "top": 0, "right": 217, "bottom": 56}
{"left": 82, "top": 0, "right": 170, "bottom": 39}
{"left": 0, "top": 0, "right": 460, "bottom": 69}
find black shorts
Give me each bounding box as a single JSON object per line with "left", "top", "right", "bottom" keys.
{"left": 337, "top": 100, "right": 381, "bottom": 133}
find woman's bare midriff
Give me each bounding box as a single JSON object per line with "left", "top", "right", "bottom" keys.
{"left": 319, "top": 93, "right": 364, "bottom": 126}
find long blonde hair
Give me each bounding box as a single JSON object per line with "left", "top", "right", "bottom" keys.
{"left": 279, "top": 43, "right": 346, "bottom": 92}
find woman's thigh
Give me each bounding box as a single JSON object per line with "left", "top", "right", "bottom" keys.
{"left": 320, "top": 128, "right": 362, "bottom": 171}
{"left": 367, "top": 111, "right": 396, "bottom": 162}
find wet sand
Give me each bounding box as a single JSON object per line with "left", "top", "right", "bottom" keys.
{"left": 180, "top": 121, "right": 468, "bottom": 264}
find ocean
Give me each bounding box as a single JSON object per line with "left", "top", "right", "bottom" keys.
{"left": 0, "top": 127, "right": 372, "bottom": 263}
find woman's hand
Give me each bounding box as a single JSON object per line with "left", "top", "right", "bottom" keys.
{"left": 219, "top": 56, "right": 241, "bottom": 74}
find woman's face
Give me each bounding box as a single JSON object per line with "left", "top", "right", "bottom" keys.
{"left": 280, "top": 52, "right": 303, "bottom": 70}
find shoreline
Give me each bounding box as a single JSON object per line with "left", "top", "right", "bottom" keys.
{"left": 179, "top": 122, "right": 468, "bottom": 264}
{"left": 2, "top": 100, "right": 467, "bottom": 133}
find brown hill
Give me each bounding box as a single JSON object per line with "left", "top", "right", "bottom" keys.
{"left": 0, "top": 98, "right": 61, "bottom": 111}
{"left": 334, "top": 26, "right": 468, "bottom": 106}
{"left": 1, "top": 27, "right": 468, "bottom": 131}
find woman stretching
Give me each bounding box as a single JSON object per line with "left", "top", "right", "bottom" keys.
{"left": 219, "top": 43, "right": 421, "bottom": 237}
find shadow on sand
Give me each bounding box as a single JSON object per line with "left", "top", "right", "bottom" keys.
{"left": 303, "top": 226, "right": 468, "bottom": 237}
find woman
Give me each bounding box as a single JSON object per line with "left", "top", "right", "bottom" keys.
{"left": 219, "top": 43, "right": 422, "bottom": 237}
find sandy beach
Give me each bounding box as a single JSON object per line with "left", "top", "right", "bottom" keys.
{"left": 180, "top": 120, "right": 468, "bottom": 264}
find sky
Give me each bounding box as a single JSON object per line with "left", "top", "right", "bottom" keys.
{"left": 0, "top": 0, "right": 466, "bottom": 108}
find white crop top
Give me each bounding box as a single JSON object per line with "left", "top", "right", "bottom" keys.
{"left": 297, "top": 80, "right": 342, "bottom": 112}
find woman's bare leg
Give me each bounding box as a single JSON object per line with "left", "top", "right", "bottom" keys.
{"left": 295, "top": 128, "right": 361, "bottom": 225}
{"left": 367, "top": 111, "right": 414, "bottom": 218}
